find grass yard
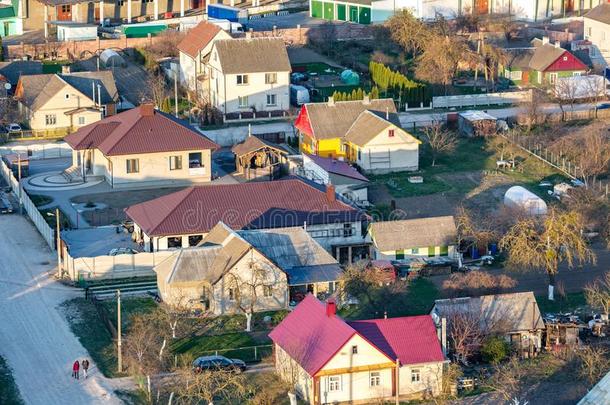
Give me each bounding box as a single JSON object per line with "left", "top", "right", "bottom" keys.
{"left": 536, "top": 292, "right": 589, "bottom": 315}
{"left": 172, "top": 332, "right": 272, "bottom": 364}
{"left": 28, "top": 194, "right": 53, "bottom": 207}
{"left": 0, "top": 355, "right": 24, "bottom": 405}
{"left": 38, "top": 206, "right": 73, "bottom": 230}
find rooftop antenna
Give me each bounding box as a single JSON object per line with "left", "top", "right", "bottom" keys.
{"left": 386, "top": 107, "right": 389, "bottom": 120}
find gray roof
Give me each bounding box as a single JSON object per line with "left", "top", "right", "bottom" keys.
{"left": 286, "top": 46, "right": 343, "bottom": 68}
{"left": 17, "top": 71, "right": 119, "bottom": 111}
{"left": 303, "top": 98, "right": 397, "bottom": 140}
{"left": 585, "top": 2, "right": 610, "bottom": 25}
{"left": 432, "top": 292, "right": 545, "bottom": 333}
{"left": 214, "top": 38, "right": 291, "bottom": 74}
{"left": 344, "top": 110, "right": 405, "bottom": 147}
{"left": 369, "top": 216, "right": 457, "bottom": 252}
{"left": 231, "top": 135, "right": 288, "bottom": 157}
{"left": 528, "top": 43, "right": 567, "bottom": 71}
{"left": 578, "top": 370, "right": 610, "bottom": 405}
{"left": 505, "top": 48, "right": 535, "bottom": 70}
{"left": 285, "top": 264, "right": 343, "bottom": 285}
{"left": 0, "top": 61, "right": 42, "bottom": 86}
{"left": 158, "top": 222, "right": 340, "bottom": 285}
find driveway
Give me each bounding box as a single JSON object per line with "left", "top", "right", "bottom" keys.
{"left": 0, "top": 214, "right": 123, "bottom": 404}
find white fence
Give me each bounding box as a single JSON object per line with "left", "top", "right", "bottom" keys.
{"left": 0, "top": 159, "right": 56, "bottom": 249}
{"left": 62, "top": 246, "right": 174, "bottom": 280}
{"left": 430, "top": 90, "right": 533, "bottom": 109}
{"left": 0, "top": 142, "right": 72, "bottom": 160}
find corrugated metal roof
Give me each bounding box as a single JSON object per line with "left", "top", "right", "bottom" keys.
{"left": 125, "top": 178, "right": 366, "bottom": 237}
{"left": 214, "top": 38, "right": 291, "bottom": 74}
{"left": 64, "top": 105, "right": 218, "bottom": 156}
{"left": 304, "top": 153, "right": 368, "bottom": 182}
{"left": 285, "top": 264, "right": 342, "bottom": 285}
{"left": 578, "top": 371, "right": 610, "bottom": 404}
{"left": 369, "top": 216, "right": 457, "bottom": 252}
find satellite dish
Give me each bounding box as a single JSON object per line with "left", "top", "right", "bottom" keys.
{"left": 4, "top": 83, "right": 11, "bottom": 90}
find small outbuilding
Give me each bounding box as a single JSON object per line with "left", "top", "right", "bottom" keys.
{"left": 99, "top": 49, "right": 126, "bottom": 69}
{"left": 55, "top": 22, "right": 98, "bottom": 42}
{"left": 504, "top": 186, "right": 548, "bottom": 215}
{"left": 231, "top": 135, "right": 289, "bottom": 180}
{"left": 458, "top": 110, "right": 497, "bottom": 137}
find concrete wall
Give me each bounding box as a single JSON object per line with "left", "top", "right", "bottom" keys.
{"left": 585, "top": 17, "right": 610, "bottom": 64}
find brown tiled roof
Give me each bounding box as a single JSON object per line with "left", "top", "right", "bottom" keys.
{"left": 302, "top": 98, "right": 397, "bottom": 140}
{"left": 585, "top": 3, "right": 610, "bottom": 25}
{"left": 64, "top": 105, "right": 218, "bottom": 156}
{"left": 177, "top": 21, "right": 223, "bottom": 59}
{"left": 125, "top": 178, "right": 366, "bottom": 237}
{"left": 214, "top": 38, "right": 291, "bottom": 74}
{"left": 231, "top": 135, "right": 288, "bottom": 156}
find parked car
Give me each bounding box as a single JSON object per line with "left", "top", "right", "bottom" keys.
{"left": 192, "top": 355, "right": 246, "bottom": 373}
{"left": 121, "top": 219, "right": 134, "bottom": 233}
{"left": 6, "top": 123, "right": 22, "bottom": 134}
{"left": 0, "top": 192, "right": 13, "bottom": 214}
{"left": 108, "top": 247, "right": 138, "bottom": 256}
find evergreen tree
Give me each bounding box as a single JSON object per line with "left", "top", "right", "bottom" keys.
{"left": 370, "top": 86, "right": 380, "bottom": 99}
{"left": 356, "top": 88, "right": 364, "bottom": 100}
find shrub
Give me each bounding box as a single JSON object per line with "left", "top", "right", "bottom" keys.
{"left": 443, "top": 271, "right": 517, "bottom": 298}
{"left": 481, "top": 336, "right": 510, "bottom": 364}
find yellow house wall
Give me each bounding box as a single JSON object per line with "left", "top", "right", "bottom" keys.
{"left": 317, "top": 137, "right": 345, "bottom": 159}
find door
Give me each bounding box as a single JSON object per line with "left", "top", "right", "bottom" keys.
{"left": 336, "top": 4, "right": 346, "bottom": 20}
{"left": 57, "top": 4, "right": 72, "bottom": 21}
{"left": 358, "top": 6, "right": 370, "bottom": 24}
{"left": 565, "top": 0, "right": 574, "bottom": 12}
{"left": 349, "top": 5, "right": 358, "bottom": 22}
{"left": 474, "top": 0, "right": 488, "bottom": 14}
{"left": 323, "top": 2, "right": 334, "bottom": 20}
{"left": 311, "top": 0, "right": 323, "bottom": 18}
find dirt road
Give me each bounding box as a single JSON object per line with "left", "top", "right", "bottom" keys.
{"left": 0, "top": 215, "right": 122, "bottom": 404}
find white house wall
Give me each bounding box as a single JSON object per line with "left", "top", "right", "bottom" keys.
{"left": 355, "top": 125, "right": 419, "bottom": 173}
{"left": 585, "top": 17, "right": 610, "bottom": 66}
{"left": 398, "top": 362, "right": 443, "bottom": 397}
{"left": 371, "top": 0, "right": 422, "bottom": 22}
{"left": 274, "top": 345, "right": 314, "bottom": 403}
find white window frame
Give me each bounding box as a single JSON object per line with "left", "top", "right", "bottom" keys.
{"left": 510, "top": 70, "right": 522, "bottom": 80}
{"left": 228, "top": 288, "right": 237, "bottom": 301}
{"left": 126, "top": 158, "right": 139, "bottom": 174}
{"left": 45, "top": 114, "right": 57, "bottom": 126}
{"left": 328, "top": 376, "right": 341, "bottom": 392}
{"left": 238, "top": 96, "right": 249, "bottom": 108}
{"left": 549, "top": 73, "right": 558, "bottom": 84}
{"left": 169, "top": 155, "right": 182, "bottom": 170}
{"left": 236, "top": 74, "right": 249, "bottom": 85}
{"left": 411, "top": 368, "right": 421, "bottom": 383}
{"left": 370, "top": 371, "right": 381, "bottom": 387}
{"left": 573, "top": 71, "right": 582, "bottom": 77}
{"left": 262, "top": 285, "right": 272, "bottom": 297}
{"left": 265, "top": 72, "right": 277, "bottom": 84}
{"left": 78, "top": 116, "right": 85, "bottom": 125}
{"left": 266, "top": 94, "right": 277, "bottom": 106}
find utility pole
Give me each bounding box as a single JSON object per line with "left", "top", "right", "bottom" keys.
{"left": 174, "top": 66, "right": 179, "bottom": 118}
{"left": 17, "top": 154, "right": 22, "bottom": 215}
{"left": 117, "top": 289, "right": 122, "bottom": 373}
{"left": 56, "top": 208, "right": 61, "bottom": 277}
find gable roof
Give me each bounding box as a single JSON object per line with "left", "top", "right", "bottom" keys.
{"left": 432, "top": 292, "right": 545, "bottom": 333}
{"left": 578, "top": 370, "right": 610, "bottom": 405}
{"left": 344, "top": 110, "right": 408, "bottom": 147}
{"left": 304, "top": 153, "right": 368, "bottom": 182}
{"left": 369, "top": 216, "right": 457, "bottom": 252}
{"left": 528, "top": 43, "right": 568, "bottom": 71}
{"left": 16, "top": 74, "right": 65, "bottom": 110}
{"left": 505, "top": 48, "right": 535, "bottom": 70}
{"left": 269, "top": 295, "right": 444, "bottom": 376}
{"left": 296, "top": 98, "right": 397, "bottom": 140}
{"left": 178, "top": 21, "right": 224, "bottom": 59}
{"left": 214, "top": 38, "right": 291, "bottom": 74}
{"left": 0, "top": 61, "right": 42, "bottom": 86}
{"left": 158, "top": 222, "right": 340, "bottom": 285}
{"left": 125, "top": 178, "right": 366, "bottom": 237}
{"left": 231, "top": 135, "right": 288, "bottom": 157}
{"left": 348, "top": 316, "right": 445, "bottom": 366}
{"left": 585, "top": 2, "right": 610, "bottom": 25}
{"left": 60, "top": 71, "right": 119, "bottom": 105}
{"left": 64, "top": 104, "right": 218, "bottom": 156}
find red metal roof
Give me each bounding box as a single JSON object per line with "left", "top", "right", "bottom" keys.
{"left": 125, "top": 178, "right": 366, "bottom": 237}
{"left": 268, "top": 294, "right": 356, "bottom": 376}
{"left": 177, "top": 21, "right": 223, "bottom": 59}
{"left": 348, "top": 316, "right": 445, "bottom": 365}
{"left": 269, "top": 295, "right": 445, "bottom": 376}
{"left": 64, "top": 105, "right": 218, "bottom": 156}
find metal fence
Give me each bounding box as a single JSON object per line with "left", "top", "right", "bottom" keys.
{"left": 0, "top": 159, "right": 56, "bottom": 249}
{"left": 429, "top": 90, "right": 533, "bottom": 109}
{"left": 187, "top": 344, "right": 273, "bottom": 364}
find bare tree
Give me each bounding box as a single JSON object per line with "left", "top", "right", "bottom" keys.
{"left": 584, "top": 272, "right": 610, "bottom": 318}
{"left": 483, "top": 356, "right": 528, "bottom": 403}
{"left": 518, "top": 90, "right": 547, "bottom": 131}
{"left": 445, "top": 307, "right": 490, "bottom": 365}
{"left": 422, "top": 120, "right": 457, "bottom": 166}
{"left": 123, "top": 312, "right": 169, "bottom": 384}
{"left": 455, "top": 206, "right": 499, "bottom": 254}
{"left": 575, "top": 345, "right": 610, "bottom": 388}
{"left": 170, "top": 366, "right": 248, "bottom": 405}
{"left": 500, "top": 208, "right": 596, "bottom": 300}
{"left": 386, "top": 9, "right": 433, "bottom": 55}
{"left": 142, "top": 71, "right": 169, "bottom": 108}
{"left": 577, "top": 130, "right": 610, "bottom": 187}
{"left": 159, "top": 292, "right": 193, "bottom": 339}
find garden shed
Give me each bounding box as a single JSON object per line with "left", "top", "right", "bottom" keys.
{"left": 231, "top": 135, "right": 289, "bottom": 180}
{"left": 504, "top": 186, "right": 548, "bottom": 215}
{"left": 458, "top": 110, "right": 497, "bottom": 137}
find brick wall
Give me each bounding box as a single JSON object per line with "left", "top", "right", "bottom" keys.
{"left": 251, "top": 24, "right": 374, "bottom": 45}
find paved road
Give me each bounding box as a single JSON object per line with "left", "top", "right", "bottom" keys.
{"left": 0, "top": 214, "right": 123, "bottom": 404}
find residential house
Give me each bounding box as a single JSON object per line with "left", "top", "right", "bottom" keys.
{"left": 207, "top": 37, "right": 291, "bottom": 118}
{"left": 367, "top": 216, "right": 457, "bottom": 260}
{"left": 269, "top": 294, "right": 446, "bottom": 404}
{"left": 584, "top": 3, "right": 610, "bottom": 66}
{"left": 300, "top": 153, "right": 369, "bottom": 204}
{"left": 154, "top": 222, "right": 343, "bottom": 313}
{"left": 64, "top": 103, "right": 218, "bottom": 187}
{"left": 295, "top": 97, "right": 420, "bottom": 173}
{"left": 503, "top": 37, "right": 588, "bottom": 86}
{"left": 15, "top": 71, "right": 119, "bottom": 136}
{"left": 125, "top": 177, "right": 370, "bottom": 262}
{"left": 0, "top": 0, "right": 24, "bottom": 36}
{"left": 178, "top": 21, "right": 232, "bottom": 98}
{"left": 0, "top": 61, "right": 42, "bottom": 89}
{"left": 231, "top": 135, "right": 289, "bottom": 180}
{"left": 431, "top": 292, "right": 545, "bottom": 358}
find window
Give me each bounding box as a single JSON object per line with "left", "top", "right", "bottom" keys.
{"left": 188, "top": 152, "right": 202, "bottom": 168}
{"left": 238, "top": 96, "right": 249, "bottom": 108}
{"left": 236, "top": 74, "right": 249, "bottom": 85}
{"left": 126, "top": 159, "right": 139, "bottom": 173}
{"left": 266, "top": 94, "right": 277, "bottom": 106}
{"left": 411, "top": 248, "right": 419, "bottom": 254}
{"left": 169, "top": 155, "right": 183, "bottom": 170}
{"left": 167, "top": 236, "right": 182, "bottom": 249}
{"left": 439, "top": 246, "right": 449, "bottom": 257}
{"left": 573, "top": 71, "right": 582, "bottom": 77}
{"left": 188, "top": 235, "right": 203, "bottom": 246}
{"left": 395, "top": 250, "right": 405, "bottom": 260}
{"left": 428, "top": 246, "right": 436, "bottom": 257}
{"left": 263, "top": 285, "right": 272, "bottom": 297}
{"left": 343, "top": 223, "right": 354, "bottom": 237}
{"left": 357, "top": 149, "right": 361, "bottom": 160}
{"left": 265, "top": 72, "right": 277, "bottom": 84}
{"left": 370, "top": 371, "right": 381, "bottom": 387}
{"left": 351, "top": 345, "right": 358, "bottom": 354}
{"left": 562, "top": 56, "right": 568, "bottom": 61}
{"left": 228, "top": 288, "right": 237, "bottom": 301}
{"left": 510, "top": 70, "right": 522, "bottom": 80}
{"left": 328, "top": 376, "right": 341, "bottom": 391}
{"left": 411, "top": 369, "right": 421, "bottom": 383}
{"left": 65, "top": 93, "right": 70, "bottom": 99}
{"left": 388, "top": 129, "right": 395, "bottom": 137}
{"left": 78, "top": 116, "right": 85, "bottom": 125}
{"left": 587, "top": 27, "right": 592, "bottom": 38}
{"left": 549, "top": 73, "right": 558, "bottom": 84}
{"left": 45, "top": 114, "right": 57, "bottom": 126}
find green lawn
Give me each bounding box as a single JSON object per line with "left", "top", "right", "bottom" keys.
{"left": 0, "top": 356, "right": 24, "bottom": 405}
{"left": 172, "top": 332, "right": 272, "bottom": 364}
{"left": 536, "top": 292, "right": 588, "bottom": 314}
{"left": 28, "top": 194, "right": 53, "bottom": 207}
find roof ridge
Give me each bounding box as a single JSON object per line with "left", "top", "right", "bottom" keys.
{"left": 149, "top": 187, "right": 198, "bottom": 235}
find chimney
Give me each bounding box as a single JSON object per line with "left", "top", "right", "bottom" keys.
{"left": 386, "top": 107, "right": 389, "bottom": 120}
{"left": 325, "top": 184, "right": 336, "bottom": 202}
{"left": 61, "top": 65, "right": 71, "bottom": 74}
{"left": 326, "top": 300, "right": 336, "bottom": 317}
{"left": 140, "top": 103, "right": 154, "bottom": 116}
{"left": 554, "top": 41, "right": 561, "bottom": 48}
{"left": 441, "top": 317, "right": 447, "bottom": 356}
{"left": 362, "top": 94, "right": 370, "bottom": 104}
{"left": 327, "top": 96, "right": 335, "bottom": 107}
{"left": 542, "top": 36, "right": 549, "bottom": 45}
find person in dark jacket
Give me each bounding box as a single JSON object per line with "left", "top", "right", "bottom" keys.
{"left": 81, "top": 359, "right": 90, "bottom": 379}
{"left": 72, "top": 360, "right": 80, "bottom": 379}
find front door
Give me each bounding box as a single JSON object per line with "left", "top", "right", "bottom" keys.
{"left": 57, "top": 4, "right": 72, "bottom": 21}
{"left": 474, "top": 0, "right": 488, "bottom": 14}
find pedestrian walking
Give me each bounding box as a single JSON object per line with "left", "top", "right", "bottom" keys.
{"left": 72, "top": 360, "right": 80, "bottom": 380}
{"left": 81, "top": 359, "right": 90, "bottom": 379}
